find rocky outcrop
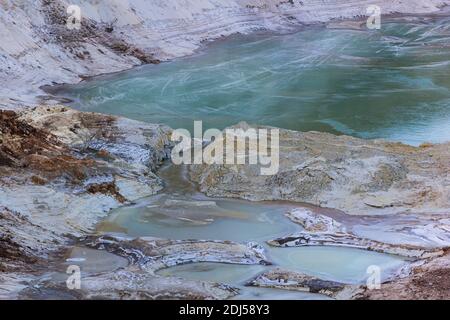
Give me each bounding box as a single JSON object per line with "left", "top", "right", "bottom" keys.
{"left": 2, "top": 0, "right": 450, "bottom": 301}
{"left": 0, "top": 106, "right": 172, "bottom": 298}
{"left": 2, "top": 0, "right": 450, "bottom": 107}
{"left": 190, "top": 126, "right": 450, "bottom": 216}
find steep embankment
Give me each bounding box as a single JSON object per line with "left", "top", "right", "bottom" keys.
{"left": 1, "top": 0, "right": 449, "bottom": 107}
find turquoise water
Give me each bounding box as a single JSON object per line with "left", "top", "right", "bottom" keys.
{"left": 57, "top": 18, "right": 450, "bottom": 145}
